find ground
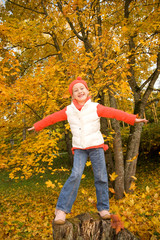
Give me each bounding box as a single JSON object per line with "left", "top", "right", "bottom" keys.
{"left": 0, "top": 158, "right": 159, "bottom": 240}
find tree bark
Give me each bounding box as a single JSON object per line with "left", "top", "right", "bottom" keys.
{"left": 124, "top": 123, "right": 143, "bottom": 192}
{"left": 64, "top": 129, "right": 73, "bottom": 166}
{"left": 109, "top": 94, "right": 125, "bottom": 199}
{"left": 52, "top": 212, "right": 140, "bottom": 240}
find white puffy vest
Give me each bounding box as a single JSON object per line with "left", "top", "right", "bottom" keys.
{"left": 66, "top": 100, "right": 104, "bottom": 149}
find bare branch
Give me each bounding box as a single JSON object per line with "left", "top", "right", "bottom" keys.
{"left": 41, "top": 0, "right": 48, "bottom": 16}
{"left": 34, "top": 54, "right": 60, "bottom": 64}
{"left": 142, "top": 52, "right": 160, "bottom": 106}
{"left": 146, "top": 98, "right": 160, "bottom": 106}
{"left": 56, "top": 0, "right": 84, "bottom": 41}
{"left": 140, "top": 71, "right": 156, "bottom": 91}
{"left": 62, "top": 35, "right": 77, "bottom": 46}
{"left": 153, "top": 88, "right": 160, "bottom": 92}
{"left": 24, "top": 103, "right": 42, "bottom": 119}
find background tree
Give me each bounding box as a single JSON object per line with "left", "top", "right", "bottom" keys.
{"left": 0, "top": 0, "right": 159, "bottom": 198}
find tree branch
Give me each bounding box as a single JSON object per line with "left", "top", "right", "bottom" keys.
{"left": 62, "top": 35, "right": 77, "bottom": 46}
{"left": 140, "top": 70, "right": 156, "bottom": 91}
{"left": 146, "top": 98, "right": 160, "bottom": 106}
{"left": 40, "top": 0, "right": 48, "bottom": 16}
{"left": 142, "top": 52, "right": 160, "bottom": 106}
{"left": 7, "top": 0, "right": 46, "bottom": 15}
{"left": 153, "top": 88, "right": 160, "bottom": 92}
{"left": 34, "top": 54, "right": 60, "bottom": 64}
{"left": 124, "top": 0, "right": 134, "bottom": 18}
{"left": 56, "top": 0, "right": 84, "bottom": 41}
{"left": 24, "top": 103, "right": 42, "bottom": 119}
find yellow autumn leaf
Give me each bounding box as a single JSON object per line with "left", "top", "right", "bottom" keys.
{"left": 128, "top": 199, "right": 135, "bottom": 206}
{"left": 124, "top": 191, "right": 129, "bottom": 198}
{"left": 86, "top": 161, "right": 91, "bottom": 167}
{"left": 131, "top": 176, "right": 137, "bottom": 181}
{"left": 109, "top": 172, "right": 118, "bottom": 181}
{"left": 146, "top": 186, "right": 150, "bottom": 193}
{"left": 122, "top": 26, "right": 128, "bottom": 32}
{"left": 109, "top": 188, "right": 115, "bottom": 194}
{"left": 81, "top": 174, "right": 86, "bottom": 179}
{"left": 65, "top": 123, "right": 70, "bottom": 130}
{"left": 154, "top": 193, "right": 159, "bottom": 199}
{"left": 58, "top": 182, "right": 63, "bottom": 188}
{"left": 141, "top": 193, "right": 146, "bottom": 198}
{"left": 151, "top": 216, "right": 160, "bottom": 226}
{"left": 88, "top": 197, "right": 94, "bottom": 203}
{"left": 129, "top": 182, "right": 136, "bottom": 191}
{"left": 45, "top": 180, "right": 55, "bottom": 189}
{"left": 9, "top": 172, "right": 14, "bottom": 179}
{"left": 81, "top": 188, "right": 87, "bottom": 195}
{"left": 127, "top": 154, "right": 138, "bottom": 162}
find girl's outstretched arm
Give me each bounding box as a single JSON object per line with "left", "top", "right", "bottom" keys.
{"left": 135, "top": 118, "right": 148, "bottom": 123}
{"left": 28, "top": 107, "right": 67, "bottom": 132}
{"left": 28, "top": 126, "right": 35, "bottom": 131}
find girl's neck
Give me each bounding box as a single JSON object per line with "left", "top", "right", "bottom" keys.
{"left": 73, "top": 97, "right": 91, "bottom": 110}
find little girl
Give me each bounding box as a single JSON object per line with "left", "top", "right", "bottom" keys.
{"left": 28, "top": 77, "right": 148, "bottom": 224}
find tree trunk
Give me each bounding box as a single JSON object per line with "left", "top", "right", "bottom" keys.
{"left": 109, "top": 94, "right": 125, "bottom": 199}
{"left": 99, "top": 92, "right": 115, "bottom": 192}
{"left": 64, "top": 129, "right": 73, "bottom": 166}
{"left": 124, "top": 123, "right": 143, "bottom": 192}
{"left": 52, "top": 212, "right": 140, "bottom": 240}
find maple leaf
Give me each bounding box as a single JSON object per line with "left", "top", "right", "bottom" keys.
{"left": 81, "top": 188, "right": 87, "bottom": 195}
{"left": 129, "top": 182, "right": 136, "bottom": 191}
{"left": 111, "top": 214, "right": 124, "bottom": 234}
{"left": 45, "top": 180, "right": 55, "bottom": 189}
{"left": 109, "top": 172, "right": 118, "bottom": 181}
{"left": 81, "top": 174, "right": 86, "bottom": 179}
{"left": 86, "top": 161, "right": 91, "bottom": 167}
{"left": 109, "top": 188, "right": 116, "bottom": 194}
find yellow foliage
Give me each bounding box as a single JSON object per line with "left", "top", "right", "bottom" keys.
{"left": 4, "top": 130, "right": 62, "bottom": 179}
{"left": 0, "top": 163, "right": 160, "bottom": 240}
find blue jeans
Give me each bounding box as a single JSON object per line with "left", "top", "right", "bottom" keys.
{"left": 56, "top": 148, "right": 109, "bottom": 213}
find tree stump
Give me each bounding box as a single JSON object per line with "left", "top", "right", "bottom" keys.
{"left": 52, "top": 212, "right": 140, "bottom": 240}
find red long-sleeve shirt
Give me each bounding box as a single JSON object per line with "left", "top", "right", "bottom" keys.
{"left": 34, "top": 103, "right": 136, "bottom": 152}
{"left": 34, "top": 104, "right": 136, "bottom": 131}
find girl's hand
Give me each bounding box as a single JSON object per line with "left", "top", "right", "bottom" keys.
{"left": 28, "top": 126, "right": 35, "bottom": 131}
{"left": 135, "top": 118, "right": 148, "bottom": 123}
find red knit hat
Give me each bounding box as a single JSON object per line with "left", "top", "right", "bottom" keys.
{"left": 69, "top": 77, "right": 89, "bottom": 96}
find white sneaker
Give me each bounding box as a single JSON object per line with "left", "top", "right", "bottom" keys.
{"left": 54, "top": 209, "right": 66, "bottom": 225}
{"left": 99, "top": 210, "right": 111, "bottom": 220}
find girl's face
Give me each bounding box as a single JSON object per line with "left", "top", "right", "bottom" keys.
{"left": 72, "top": 83, "right": 89, "bottom": 105}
